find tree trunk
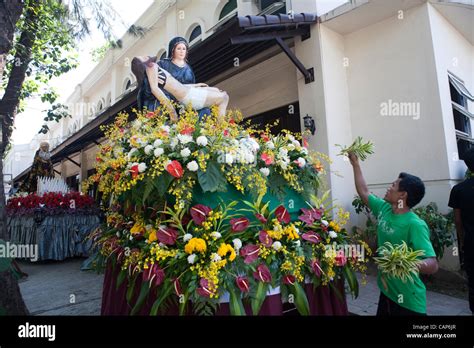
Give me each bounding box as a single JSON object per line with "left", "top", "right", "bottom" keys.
{"left": 0, "top": 0, "right": 30, "bottom": 316}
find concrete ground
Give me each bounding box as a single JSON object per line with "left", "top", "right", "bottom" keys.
{"left": 17, "top": 258, "right": 472, "bottom": 316}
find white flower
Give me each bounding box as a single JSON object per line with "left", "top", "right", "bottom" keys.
{"left": 187, "top": 254, "right": 197, "bottom": 264}
{"left": 272, "top": 241, "right": 282, "bottom": 251}
{"left": 278, "top": 160, "right": 288, "bottom": 170}
{"left": 296, "top": 157, "right": 306, "bottom": 168}
{"left": 328, "top": 231, "right": 338, "bottom": 239}
{"left": 170, "top": 138, "right": 178, "bottom": 149}
{"left": 225, "top": 153, "right": 234, "bottom": 165}
{"left": 183, "top": 233, "right": 193, "bottom": 242}
{"left": 294, "top": 240, "right": 301, "bottom": 247}
{"left": 244, "top": 153, "right": 255, "bottom": 163}
{"left": 233, "top": 238, "right": 242, "bottom": 250}
{"left": 153, "top": 147, "right": 164, "bottom": 157}
{"left": 266, "top": 141, "right": 275, "bottom": 150}
{"left": 211, "top": 253, "right": 222, "bottom": 262}
{"left": 321, "top": 220, "right": 329, "bottom": 227}
{"left": 129, "top": 235, "right": 133, "bottom": 241}
{"left": 144, "top": 145, "right": 154, "bottom": 155}
{"left": 287, "top": 135, "right": 295, "bottom": 142}
{"left": 292, "top": 140, "right": 301, "bottom": 148}
{"left": 177, "top": 134, "right": 193, "bottom": 144}
{"left": 133, "top": 120, "right": 142, "bottom": 128}
{"left": 278, "top": 148, "right": 288, "bottom": 158}
{"left": 186, "top": 161, "right": 199, "bottom": 172}
{"left": 153, "top": 139, "right": 163, "bottom": 147}
{"left": 259, "top": 167, "right": 270, "bottom": 177}
{"left": 196, "top": 135, "right": 208, "bottom": 146}
{"left": 161, "top": 125, "right": 170, "bottom": 133}
{"left": 287, "top": 144, "right": 295, "bottom": 151}
{"left": 127, "top": 148, "right": 138, "bottom": 160}
{"left": 180, "top": 148, "right": 191, "bottom": 158}
{"left": 138, "top": 163, "right": 147, "bottom": 173}
{"left": 210, "top": 231, "right": 222, "bottom": 239}
{"left": 301, "top": 147, "right": 308, "bottom": 155}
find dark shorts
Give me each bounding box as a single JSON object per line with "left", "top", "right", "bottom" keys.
{"left": 376, "top": 292, "right": 426, "bottom": 316}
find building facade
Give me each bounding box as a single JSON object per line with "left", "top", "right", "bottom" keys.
{"left": 11, "top": 0, "right": 474, "bottom": 270}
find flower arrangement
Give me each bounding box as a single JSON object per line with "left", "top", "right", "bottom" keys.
{"left": 86, "top": 106, "right": 324, "bottom": 211}
{"left": 6, "top": 191, "right": 97, "bottom": 216}
{"left": 90, "top": 106, "right": 370, "bottom": 315}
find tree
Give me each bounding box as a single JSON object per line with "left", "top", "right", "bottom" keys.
{"left": 0, "top": 0, "right": 148, "bottom": 315}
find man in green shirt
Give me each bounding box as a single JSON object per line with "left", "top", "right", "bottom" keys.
{"left": 349, "top": 152, "right": 438, "bottom": 315}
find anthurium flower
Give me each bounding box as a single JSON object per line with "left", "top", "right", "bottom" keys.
{"left": 275, "top": 205, "right": 290, "bottom": 224}
{"left": 261, "top": 134, "right": 270, "bottom": 142}
{"left": 196, "top": 278, "right": 213, "bottom": 298}
{"left": 240, "top": 244, "right": 260, "bottom": 264}
{"left": 143, "top": 263, "right": 165, "bottom": 288}
{"left": 258, "top": 230, "right": 273, "bottom": 247}
{"left": 236, "top": 276, "right": 250, "bottom": 293}
{"left": 130, "top": 164, "right": 139, "bottom": 179}
{"left": 255, "top": 213, "right": 268, "bottom": 224}
{"left": 298, "top": 207, "right": 323, "bottom": 225}
{"left": 282, "top": 274, "right": 296, "bottom": 285}
{"left": 230, "top": 217, "right": 250, "bottom": 232}
{"left": 190, "top": 204, "right": 212, "bottom": 226}
{"left": 180, "top": 125, "right": 194, "bottom": 135}
{"left": 173, "top": 278, "right": 183, "bottom": 296}
{"left": 301, "top": 231, "right": 322, "bottom": 244}
{"left": 335, "top": 251, "right": 347, "bottom": 266}
{"left": 156, "top": 226, "right": 178, "bottom": 245}
{"left": 253, "top": 264, "right": 272, "bottom": 283}
{"left": 166, "top": 160, "right": 184, "bottom": 178}
{"left": 311, "top": 259, "right": 322, "bottom": 277}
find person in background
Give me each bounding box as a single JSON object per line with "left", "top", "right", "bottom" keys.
{"left": 349, "top": 152, "right": 438, "bottom": 315}
{"left": 448, "top": 148, "right": 474, "bottom": 314}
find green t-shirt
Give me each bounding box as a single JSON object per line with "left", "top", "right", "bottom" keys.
{"left": 368, "top": 194, "right": 436, "bottom": 314}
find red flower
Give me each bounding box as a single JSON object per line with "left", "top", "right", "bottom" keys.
{"left": 283, "top": 274, "right": 296, "bottom": 285}
{"left": 260, "top": 153, "right": 274, "bottom": 165}
{"left": 180, "top": 125, "right": 194, "bottom": 135}
{"left": 130, "top": 164, "right": 139, "bottom": 179}
{"left": 335, "top": 251, "right": 347, "bottom": 267}
{"left": 196, "top": 278, "right": 213, "bottom": 298}
{"left": 230, "top": 217, "right": 250, "bottom": 232}
{"left": 303, "top": 138, "right": 309, "bottom": 148}
{"left": 261, "top": 134, "right": 270, "bottom": 142}
{"left": 166, "top": 160, "right": 183, "bottom": 178}
{"left": 156, "top": 226, "right": 178, "bottom": 245}
{"left": 181, "top": 213, "right": 192, "bottom": 226}
{"left": 95, "top": 157, "right": 102, "bottom": 162}
{"left": 298, "top": 207, "right": 323, "bottom": 225}
{"left": 253, "top": 264, "right": 272, "bottom": 283}
{"left": 275, "top": 205, "right": 290, "bottom": 224}
{"left": 114, "top": 173, "right": 121, "bottom": 181}
{"left": 310, "top": 259, "right": 322, "bottom": 277}
{"left": 258, "top": 230, "right": 273, "bottom": 248}
{"left": 236, "top": 276, "right": 250, "bottom": 293}
{"left": 142, "top": 263, "right": 165, "bottom": 288}
{"left": 240, "top": 244, "right": 260, "bottom": 264}
{"left": 223, "top": 129, "right": 230, "bottom": 137}
{"left": 255, "top": 213, "right": 267, "bottom": 224}
{"left": 190, "top": 204, "right": 212, "bottom": 226}
{"left": 173, "top": 278, "right": 183, "bottom": 296}
{"left": 146, "top": 111, "right": 155, "bottom": 118}
{"left": 301, "top": 231, "right": 322, "bottom": 244}
{"left": 229, "top": 119, "right": 236, "bottom": 125}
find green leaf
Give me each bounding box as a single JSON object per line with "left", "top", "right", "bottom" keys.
{"left": 343, "top": 265, "right": 359, "bottom": 299}
{"left": 142, "top": 175, "right": 155, "bottom": 204}
{"left": 126, "top": 273, "right": 138, "bottom": 305}
{"left": 198, "top": 161, "right": 227, "bottom": 192}
{"left": 116, "top": 269, "right": 127, "bottom": 290}
{"left": 130, "top": 281, "right": 151, "bottom": 315}
{"left": 228, "top": 288, "right": 246, "bottom": 316}
{"left": 154, "top": 173, "right": 174, "bottom": 197}
{"left": 251, "top": 282, "right": 269, "bottom": 315}
{"left": 292, "top": 282, "right": 310, "bottom": 316}
{"left": 150, "top": 280, "right": 174, "bottom": 316}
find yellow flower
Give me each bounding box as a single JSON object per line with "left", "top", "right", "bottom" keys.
{"left": 217, "top": 243, "right": 236, "bottom": 261}
{"left": 185, "top": 238, "right": 207, "bottom": 254}
{"left": 147, "top": 230, "right": 157, "bottom": 243}
{"left": 130, "top": 222, "right": 145, "bottom": 235}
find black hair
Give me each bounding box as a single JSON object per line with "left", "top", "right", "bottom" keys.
{"left": 463, "top": 147, "right": 474, "bottom": 171}
{"left": 398, "top": 172, "right": 425, "bottom": 208}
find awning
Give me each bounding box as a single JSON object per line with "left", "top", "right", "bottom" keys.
{"left": 449, "top": 74, "right": 474, "bottom": 101}
{"left": 14, "top": 12, "right": 318, "bottom": 183}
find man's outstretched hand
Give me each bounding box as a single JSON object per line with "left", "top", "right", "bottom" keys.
{"left": 348, "top": 152, "right": 360, "bottom": 167}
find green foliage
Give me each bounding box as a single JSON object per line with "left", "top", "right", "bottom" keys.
{"left": 466, "top": 169, "right": 473, "bottom": 179}
{"left": 374, "top": 241, "right": 425, "bottom": 283}
{"left": 413, "top": 203, "right": 454, "bottom": 260}
{"left": 198, "top": 161, "right": 227, "bottom": 193}
{"left": 336, "top": 136, "right": 374, "bottom": 161}
{"left": 90, "top": 41, "right": 113, "bottom": 62}
{"left": 351, "top": 195, "right": 377, "bottom": 250}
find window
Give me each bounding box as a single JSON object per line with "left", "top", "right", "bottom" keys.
{"left": 259, "top": 0, "right": 286, "bottom": 15}
{"left": 247, "top": 102, "right": 301, "bottom": 135}
{"left": 189, "top": 25, "right": 202, "bottom": 46}
{"left": 219, "top": 0, "right": 237, "bottom": 20}
{"left": 449, "top": 73, "right": 474, "bottom": 160}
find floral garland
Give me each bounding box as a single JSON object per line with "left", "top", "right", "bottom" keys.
{"left": 6, "top": 191, "right": 98, "bottom": 216}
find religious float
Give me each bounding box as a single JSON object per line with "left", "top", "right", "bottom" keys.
{"left": 88, "top": 105, "right": 370, "bottom": 316}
